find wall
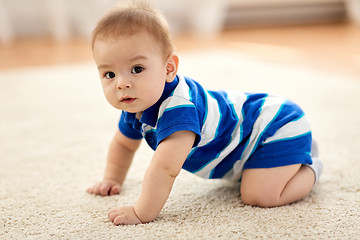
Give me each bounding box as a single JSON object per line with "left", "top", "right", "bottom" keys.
{"left": 0, "top": 0, "right": 356, "bottom": 44}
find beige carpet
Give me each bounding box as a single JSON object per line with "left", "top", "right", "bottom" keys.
{"left": 1, "top": 50, "right": 359, "bottom": 239}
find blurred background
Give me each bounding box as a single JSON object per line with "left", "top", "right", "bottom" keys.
{"left": 0, "top": 0, "right": 359, "bottom": 77}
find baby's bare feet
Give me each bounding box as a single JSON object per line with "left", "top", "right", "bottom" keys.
{"left": 87, "top": 179, "right": 121, "bottom": 196}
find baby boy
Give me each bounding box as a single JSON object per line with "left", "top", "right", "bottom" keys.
{"left": 87, "top": 2, "right": 323, "bottom": 225}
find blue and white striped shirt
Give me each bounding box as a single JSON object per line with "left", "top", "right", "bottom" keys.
{"left": 119, "top": 75, "right": 313, "bottom": 181}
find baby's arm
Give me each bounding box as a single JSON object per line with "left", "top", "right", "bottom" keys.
{"left": 108, "top": 130, "right": 196, "bottom": 225}
{"left": 87, "top": 130, "right": 141, "bottom": 196}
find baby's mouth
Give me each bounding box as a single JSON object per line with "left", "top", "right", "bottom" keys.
{"left": 120, "top": 97, "right": 136, "bottom": 104}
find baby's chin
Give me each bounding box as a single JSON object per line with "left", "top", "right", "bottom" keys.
{"left": 114, "top": 106, "right": 145, "bottom": 114}
{"left": 109, "top": 99, "right": 153, "bottom": 113}
{"left": 108, "top": 103, "right": 138, "bottom": 112}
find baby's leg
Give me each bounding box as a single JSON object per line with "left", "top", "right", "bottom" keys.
{"left": 240, "top": 164, "right": 315, "bottom": 207}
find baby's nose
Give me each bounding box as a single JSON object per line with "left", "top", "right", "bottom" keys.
{"left": 116, "top": 77, "right": 132, "bottom": 89}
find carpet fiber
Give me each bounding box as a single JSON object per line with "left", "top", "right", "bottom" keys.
{"left": 1, "top": 50, "right": 359, "bottom": 239}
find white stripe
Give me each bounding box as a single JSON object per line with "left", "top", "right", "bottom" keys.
{"left": 173, "top": 75, "right": 191, "bottom": 101}
{"left": 194, "top": 91, "right": 247, "bottom": 178}
{"left": 159, "top": 96, "right": 194, "bottom": 115}
{"left": 195, "top": 126, "right": 241, "bottom": 178}
{"left": 157, "top": 75, "right": 193, "bottom": 126}
{"left": 196, "top": 92, "right": 220, "bottom": 147}
{"left": 226, "top": 91, "right": 247, "bottom": 131}
{"left": 263, "top": 115, "right": 311, "bottom": 144}
{"left": 230, "top": 95, "right": 286, "bottom": 181}
{"left": 142, "top": 124, "right": 154, "bottom": 136}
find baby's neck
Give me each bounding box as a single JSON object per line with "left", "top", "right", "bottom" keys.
{"left": 135, "top": 112, "right": 143, "bottom": 120}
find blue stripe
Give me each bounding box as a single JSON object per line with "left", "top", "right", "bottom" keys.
{"left": 238, "top": 94, "right": 249, "bottom": 144}
{"left": 244, "top": 133, "right": 312, "bottom": 169}
{"left": 240, "top": 107, "right": 245, "bottom": 142}
{"left": 249, "top": 100, "right": 286, "bottom": 156}
{"left": 189, "top": 93, "right": 223, "bottom": 175}
{"left": 239, "top": 94, "right": 267, "bottom": 160}
{"left": 189, "top": 86, "right": 192, "bottom": 102}
{"left": 185, "top": 77, "right": 207, "bottom": 130}
{"left": 202, "top": 91, "right": 208, "bottom": 126}
{"left": 261, "top": 99, "right": 306, "bottom": 143}
{"left": 208, "top": 94, "right": 239, "bottom": 178}
{"left": 292, "top": 112, "right": 305, "bottom": 122}
{"left": 163, "top": 104, "right": 195, "bottom": 113}
{"left": 157, "top": 105, "right": 196, "bottom": 125}
{"left": 184, "top": 91, "right": 238, "bottom": 174}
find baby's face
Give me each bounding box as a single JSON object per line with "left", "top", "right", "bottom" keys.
{"left": 93, "top": 32, "right": 170, "bottom": 113}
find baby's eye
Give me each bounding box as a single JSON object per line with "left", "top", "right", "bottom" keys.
{"left": 131, "top": 66, "right": 144, "bottom": 74}
{"left": 105, "top": 72, "right": 116, "bottom": 79}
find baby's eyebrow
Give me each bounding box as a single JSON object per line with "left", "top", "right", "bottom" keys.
{"left": 97, "top": 55, "right": 148, "bottom": 70}
{"left": 98, "top": 64, "right": 111, "bottom": 70}
{"left": 129, "top": 55, "right": 148, "bottom": 62}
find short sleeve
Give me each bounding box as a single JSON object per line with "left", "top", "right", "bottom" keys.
{"left": 155, "top": 105, "right": 202, "bottom": 147}
{"left": 118, "top": 111, "right": 143, "bottom": 140}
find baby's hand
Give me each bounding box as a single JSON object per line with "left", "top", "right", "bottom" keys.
{"left": 108, "top": 206, "right": 142, "bottom": 225}
{"left": 86, "top": 179, "right": 121, "bottom": 196}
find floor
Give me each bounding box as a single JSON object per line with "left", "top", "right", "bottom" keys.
{"left": 1, "top": 22, "right": 360, "bottom": 77}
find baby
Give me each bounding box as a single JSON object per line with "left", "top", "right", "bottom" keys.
{"left": 87, "top": 2, "right": 323, "bottom": 225}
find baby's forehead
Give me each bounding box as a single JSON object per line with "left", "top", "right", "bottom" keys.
{"left": 94, "top": 33, "right": 166, "bottom": 61}
{"left": 94, "top": 32, "right": 168, "bottom": 58}
{"left": 95, "top": 30, "right": 157, "bottom": 44}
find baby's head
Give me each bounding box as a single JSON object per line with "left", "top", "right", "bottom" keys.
{"left": 92, "top": 2, "right": 179, "bottom": 113}
{"left": 92, "top": 1, "right": 174, "bottom": 62}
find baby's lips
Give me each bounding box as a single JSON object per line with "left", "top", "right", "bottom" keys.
{"left": 121, "top": 97, "right": 136, "bottom": 104}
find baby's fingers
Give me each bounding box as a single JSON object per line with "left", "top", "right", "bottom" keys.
{"left": 99, "top": 183, "right": 112, "bottom": 196}
{"left": 108, "top": 209, "right": 119, "bottom": 222}
{"left": 87, "top": 182, "right": 101, "bottom": 195}
{"left": 87, "top": 180, "right": 121, "bottom": 196}
{"left": 109, "top": 185, "right": 121, "bottom": 195}
{"left": 108, "top": 206, "right": 142, "bottom": 225}
{"left": 86, "top": 182, "right": 110, "bottom": 196}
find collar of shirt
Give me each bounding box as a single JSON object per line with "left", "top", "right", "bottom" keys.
{"left": 139, "top": 75, "right": 179, "bottom": 127}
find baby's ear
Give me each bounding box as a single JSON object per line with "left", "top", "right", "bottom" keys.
{"left": 166, "top": 53, "right": 179, "bottom": 83}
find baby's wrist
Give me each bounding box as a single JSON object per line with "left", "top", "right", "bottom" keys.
{"left": 103, "top": 177, "right": 122, "bottom": 185}
{"left": 132, "top": 206, "right": 144, "bottom": 223}
{"left": 133, "top": 205, "right": 155, "bottom": 224}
